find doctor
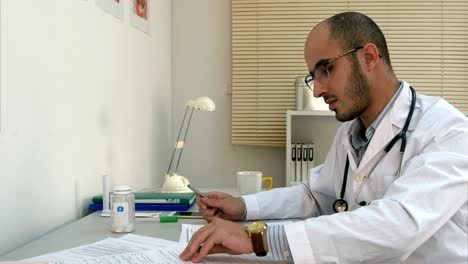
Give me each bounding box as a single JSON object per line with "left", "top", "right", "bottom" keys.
{"left": 180, "top": 12, "right": 468, "bottom": 264}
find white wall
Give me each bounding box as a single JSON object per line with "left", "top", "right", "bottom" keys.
{"left": 0, "top": 0, "right": 288, "bottom": 255}
{"left": 0, "top": 0, "right": 172, "bottom": 254}
{"left": 172, "top": 0, "right": 286, "bottom": 189}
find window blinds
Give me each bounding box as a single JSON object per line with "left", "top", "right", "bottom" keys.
{"left": 232, "top": 0, "right": 468, "bottom": 146}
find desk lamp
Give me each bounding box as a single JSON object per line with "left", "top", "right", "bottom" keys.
{"left": 161, "top": 96, "right": 215, "bottom": 192}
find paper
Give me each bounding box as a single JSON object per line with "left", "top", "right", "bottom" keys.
{"left": 180, "top": 221, "right": 292, "bottom": 243}
{"left": 179, "top": 223, "right": 204, "bottom": 243}
{"left": 25, "top": 234, "right": 178, "bottom": 263}
{"left": 67, "top": 244, "right": 190, "bottom": 264}
{"left": 118, "top": 233, "right": 179, "bottom": 248}
{"left": 95, "top": 0, "right": 124, "bottom": 20}
{"left": 24, "top": 229, "right": 289, "bottom": 264}
{"left": 59, "top": 243, "right": 285, "bottom": 264}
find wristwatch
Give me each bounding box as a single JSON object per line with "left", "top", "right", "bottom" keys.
{"left": 246, "top": 221, "right": 268, "bottom": 257}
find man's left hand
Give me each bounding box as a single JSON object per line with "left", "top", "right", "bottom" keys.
{"left": 179, "top": 218, "right": 253, "bottom": 263}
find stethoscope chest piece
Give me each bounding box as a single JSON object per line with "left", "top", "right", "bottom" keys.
{"left": 333, "top": 199, "right": 348, "bottom": 213}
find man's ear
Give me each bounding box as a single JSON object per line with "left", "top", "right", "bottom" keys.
{"left": 362, "top": 43, "right": 380, "bottom": 69}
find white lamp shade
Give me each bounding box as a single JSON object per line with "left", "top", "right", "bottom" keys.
{"left": 186, "top": 96, "right": 215, "bottom": 111}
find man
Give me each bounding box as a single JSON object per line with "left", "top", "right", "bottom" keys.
{"left": 180, "top": 12, "right": 468, "bottom": 264}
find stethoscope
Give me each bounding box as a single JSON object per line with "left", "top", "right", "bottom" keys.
{"left": 333, "top": 86, "right": 416, "bottom": 213}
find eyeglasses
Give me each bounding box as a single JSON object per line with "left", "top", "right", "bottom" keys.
{"left": 304, "top": 46, "right": 364, "bottom": 89}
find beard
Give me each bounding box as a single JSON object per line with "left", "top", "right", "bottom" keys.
{"left": 334, "top": 58, "right": 371, "bottom": 122}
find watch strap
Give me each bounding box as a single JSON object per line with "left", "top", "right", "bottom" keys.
{"left": 247, "top": 222, "right": 268, "bottom": 257}
{"left": 250, "top": 231, "right": 268, "bottom": 256}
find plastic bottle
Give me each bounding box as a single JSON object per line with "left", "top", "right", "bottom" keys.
{"left": 110, "top": 185, "right": 135, "bottom": 233}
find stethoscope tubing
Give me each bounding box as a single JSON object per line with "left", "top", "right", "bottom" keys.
{"left": 333, "top": 86, "right": 416, "bottom": 213}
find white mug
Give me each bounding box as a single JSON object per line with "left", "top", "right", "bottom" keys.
{"left": 237, "top": 171, "right": 273, "bottom": 196}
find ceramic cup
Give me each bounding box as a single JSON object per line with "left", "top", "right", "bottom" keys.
{"left": 237, "top": 171, "right": 273, "bottom": 196}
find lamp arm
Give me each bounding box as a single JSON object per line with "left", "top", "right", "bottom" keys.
{"left": 174, "top": 107, "right": 195, "bottom": 174}
{"left": 166, "top": 106, "right": 190, "bottom": 175}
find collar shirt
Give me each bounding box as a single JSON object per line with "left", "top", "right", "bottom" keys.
{"left": 350, "top": 82, "right": 404, "bottom": 165}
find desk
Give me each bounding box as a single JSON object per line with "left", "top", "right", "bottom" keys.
{"left": 1, "top": 187, "right": 237, "bottom": 261}
{"left": 0, "top": 212, "right": 208, "bottom": 261}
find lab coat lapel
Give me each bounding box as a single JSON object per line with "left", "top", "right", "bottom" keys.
{"left": 358, "top": 83, "right": 412, "bottom": 170}
{"left": 341, "top": 121, "right": 360, "bottom": 172}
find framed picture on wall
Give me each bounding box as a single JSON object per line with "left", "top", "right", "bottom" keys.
{"left": 130, "top": 0, "right": 150, "bottom": 34}
{"left": 96, "top": 0, "right": 124, "bottom": 20}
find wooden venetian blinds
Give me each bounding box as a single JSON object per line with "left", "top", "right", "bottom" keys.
{"left": 231, "top": 0, "right": 468, "bottom": 146}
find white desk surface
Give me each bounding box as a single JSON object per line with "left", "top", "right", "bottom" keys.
{"left": 1, "top": 187, "right": 238, "bottom": 261}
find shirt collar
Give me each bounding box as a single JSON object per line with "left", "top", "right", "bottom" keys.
{"left": 351, "top": 81, "right": 404, "bottom": 150}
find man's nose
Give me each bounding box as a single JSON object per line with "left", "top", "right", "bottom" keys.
{"left": 313, "top": 80, "right": 327, "bottom": 98}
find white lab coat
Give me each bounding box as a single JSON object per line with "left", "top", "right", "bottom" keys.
{"left": 243, "top": 81, "right": 468, "bottom": 263}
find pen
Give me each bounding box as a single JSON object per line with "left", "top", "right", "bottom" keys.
{"left": 136, "top": 213, "right": 179, "bottom": 222}
{"left": 187, "top": 184, "right": 208, "bottom": 199}
{"left": 159, "top": 216, "right": 178, "bottom": 223}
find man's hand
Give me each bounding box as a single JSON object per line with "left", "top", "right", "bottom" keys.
{"left": 179, "top": 218, "right": 253, "bottom": 263}
{"left": 197, "top": 191, "right": 246, "bottom": 222}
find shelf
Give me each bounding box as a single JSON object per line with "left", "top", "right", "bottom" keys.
{"left": 286, "top": 111, "right": 341, "bottom": 186}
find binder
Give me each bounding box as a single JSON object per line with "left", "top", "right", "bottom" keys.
{"left": 295, "top": 143, "right": 302, "bottom": 183}
{"left": 92, "top": 191, "right": 196, "bottom": 205}
{"left": 88, "top": 203, "right": 191, "bottom": 211}
{"left": 307, "top": 143, "right": 315, "bottom": 175}
{"left": 301, "top": 143, "right": 308, "bottom": 182}
{"left": 291, "top": 144, "right": 297, "bottom": 183}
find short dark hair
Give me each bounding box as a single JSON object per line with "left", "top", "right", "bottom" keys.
{"left": 326, "top": 12, "right": 393, "bottom": 71}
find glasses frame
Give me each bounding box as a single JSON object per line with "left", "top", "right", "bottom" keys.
{"left": 304, "top": 46, "right": 364, "bottom": 89}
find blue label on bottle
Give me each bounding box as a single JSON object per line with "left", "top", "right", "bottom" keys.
{"left": 113, "top": 202, "right": 130, "bottom": 228}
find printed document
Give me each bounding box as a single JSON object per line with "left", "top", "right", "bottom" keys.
{"left": 24, "top": 231, "right": 288, "bottom": 263}
{"left": 47, "top": 244, "right": 284, "bottom": 264}
{"left": 24, "top": 234, "right": 178, "bottom": 263}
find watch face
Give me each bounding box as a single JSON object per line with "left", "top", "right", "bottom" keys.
{"left": 248, "top": 221, "right": 267, "bottom": 234}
